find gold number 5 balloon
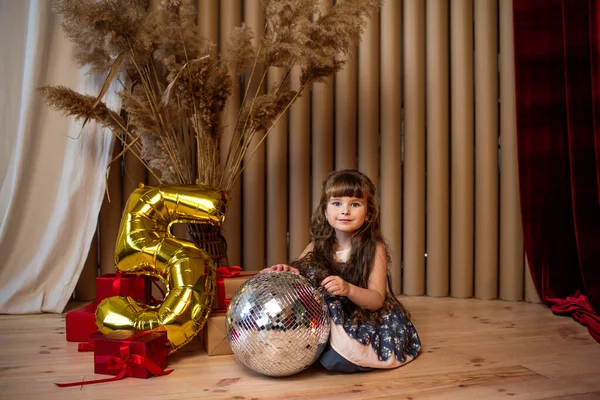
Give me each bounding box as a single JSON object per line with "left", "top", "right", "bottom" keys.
{"left": 96, "top": 184, "right": 229, "bottom": 354}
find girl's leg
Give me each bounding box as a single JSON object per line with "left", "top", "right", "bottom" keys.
{"left": 319, "top": 346, "right": 374, "bottom": 373}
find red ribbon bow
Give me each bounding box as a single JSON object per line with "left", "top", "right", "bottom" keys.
{"left": 56, "top": 329, "right": 172, "bottom": 387}
{"left": 214, "top": 266, "right": 243, "bottom": 308}
{"left": 216, "top": 265, "right": 242, "bottom": 278}
{"left": 111, "top": 271, "right": 124, "bottom": 297}
{"left": 78, "top": 342, "right": 94, "bottom": 352}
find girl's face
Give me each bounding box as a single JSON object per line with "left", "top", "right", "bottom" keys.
{"left": 324, "top": 196, "right": 368, "bottom": 236}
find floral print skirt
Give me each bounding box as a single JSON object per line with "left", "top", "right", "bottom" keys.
{"left": 325, "top": 293, "right": 422, "bottom": 364}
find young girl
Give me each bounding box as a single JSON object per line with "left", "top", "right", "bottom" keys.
{"left": 263, "top": 169, "right": 421, "bottom": 373}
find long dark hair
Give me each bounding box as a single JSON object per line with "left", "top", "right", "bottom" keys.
{"left": 310, "top": 169, "right": 384, "bottom": 288}
{"left": 294, "top": 169, "right": 409, "bottom": 319}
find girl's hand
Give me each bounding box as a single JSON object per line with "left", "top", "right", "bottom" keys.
{"left": 321, "top": 276, "right": 351, "bottom": 296}
{"left": 261, "top": 264, "right": 300, "bottom": 274}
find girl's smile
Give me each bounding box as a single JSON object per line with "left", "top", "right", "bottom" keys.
{"left": 325, "top": 196, "right": 368, "bottom": 234}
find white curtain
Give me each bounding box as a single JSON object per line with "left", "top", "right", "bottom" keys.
{"left": 0, "top": 0, "right": 119, "bottom": 313}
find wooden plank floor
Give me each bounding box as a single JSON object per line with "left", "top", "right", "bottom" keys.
{"left": 1, "top": 297, "right": 599, "bottom": 400}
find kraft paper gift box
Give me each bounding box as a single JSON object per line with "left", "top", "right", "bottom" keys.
{"left": 92, "top": 329, "right": 170, "bottom": 379}
{"left": 202, "top": 310, "right": 232, "bottom": 356}
{"left": 213, "top": 266, "right": 257, "bottom": 310}
{"left": 65, "top": 301, "right": 99, "bottom": 342}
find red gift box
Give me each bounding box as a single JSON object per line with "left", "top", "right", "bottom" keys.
{"left": 213, "top": 266, "right": 256, "bottom": 309}
{"left": 65, "top": 301, "right": 99, "bottom": 342}
{"left": 96, "top": 273, "right": 152, "bottom": 304}
{"left": 93, "top": 330, "right": 170, "bottom": 379}
{"left": 56, "top": 329, "right": 173, "bottom": 388}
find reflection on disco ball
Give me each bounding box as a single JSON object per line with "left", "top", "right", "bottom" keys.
{"left": 225, "top": 272, "right": 330, "bottom": 377}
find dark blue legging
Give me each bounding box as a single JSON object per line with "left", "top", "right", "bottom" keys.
{"left": 319, "top": 345, "right": 374, "bottom": 373}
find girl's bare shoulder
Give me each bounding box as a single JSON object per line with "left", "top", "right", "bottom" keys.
{"left": 374, "top": 241, "right": 389, "bottom": 265}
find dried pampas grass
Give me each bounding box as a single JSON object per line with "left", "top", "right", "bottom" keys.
{"left": 39, "top": 0, "right": 381, "bottom": 191}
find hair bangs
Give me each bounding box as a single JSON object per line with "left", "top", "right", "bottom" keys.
{"left": 325, "top": 174, "right": 366, "bottom": 199}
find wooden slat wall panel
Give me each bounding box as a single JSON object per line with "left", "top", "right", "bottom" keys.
{"left": 311, "top": 74, "right": 335, "bottom": 213}
{"left": 288, "top": 66, "right": 311, "bottom": 261}
{"left": 219, "top": 0, "right": 242, "bottom": 266}
{"left": 242, "top": 0, "right": 265, "bottom": 271}
{"left": 198, "top": 0, "right": 218, "bottom": 50}
{"left": 335, "top": 47, "right": 357, "bottom": 171}
{"left": 146, "top": 0, "right": 164, "bottom": 189}
{"left": 426, "top": 0, "right": 450, "bottom": 297}
{"left": 380, "top": 0, "right": 403, "bottom": 294}
{"left": 98, "top": 140, "right": 122, "bottom": 275}
{"left": 450, "top": 0, "right": 475, "bottom": 298}
{"left": 499, "top": 0, "right": 524, "bottom": 301}
{"left": 81, "top": 0, "right": 538, "bottom": 305}
{"left": 358, "top": 10, "right": 380, "bottom": 187}
{"left": 76, "top": 230, "right": 98, "bottom": 301}
{"left": 122, "top": 155, "right": 146, "bottom": 207}
{"left": 403, "top": 0, "right": 426, "bottom": 296}
{"left": 311, "top": 0, "right": 334, "bottom": 213}
{"left": 474, "top": 0, "right": 499, "bottom": 299}
{"left": 266, "top": 67, "right": 288, "bottom": 266}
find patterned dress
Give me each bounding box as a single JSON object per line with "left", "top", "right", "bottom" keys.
{"left": 322, "top": 249, "right": 422, "bottom": 369}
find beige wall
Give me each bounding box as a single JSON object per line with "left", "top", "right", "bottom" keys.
{"left": 80, "top": 0, "right": 540, "bottom": 303}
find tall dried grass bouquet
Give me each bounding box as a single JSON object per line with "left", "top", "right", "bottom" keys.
{"left": 39, "top": 0, "right": 381, "bottom": 192}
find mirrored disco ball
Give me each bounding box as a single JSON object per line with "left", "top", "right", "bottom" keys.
{"left": 225, "top": 272, "right": 330, "bottom": 377}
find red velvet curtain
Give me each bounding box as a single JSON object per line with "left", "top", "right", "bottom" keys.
{"left": 513, "top": 0, "right": 600, "bottom": 342}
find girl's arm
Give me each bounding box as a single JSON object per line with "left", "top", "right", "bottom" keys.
{"left": 261, "top": 243, "right": 314, "bottom": 274}
{"left": 321, "top": 242, "right": 387, "bottom": 311}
